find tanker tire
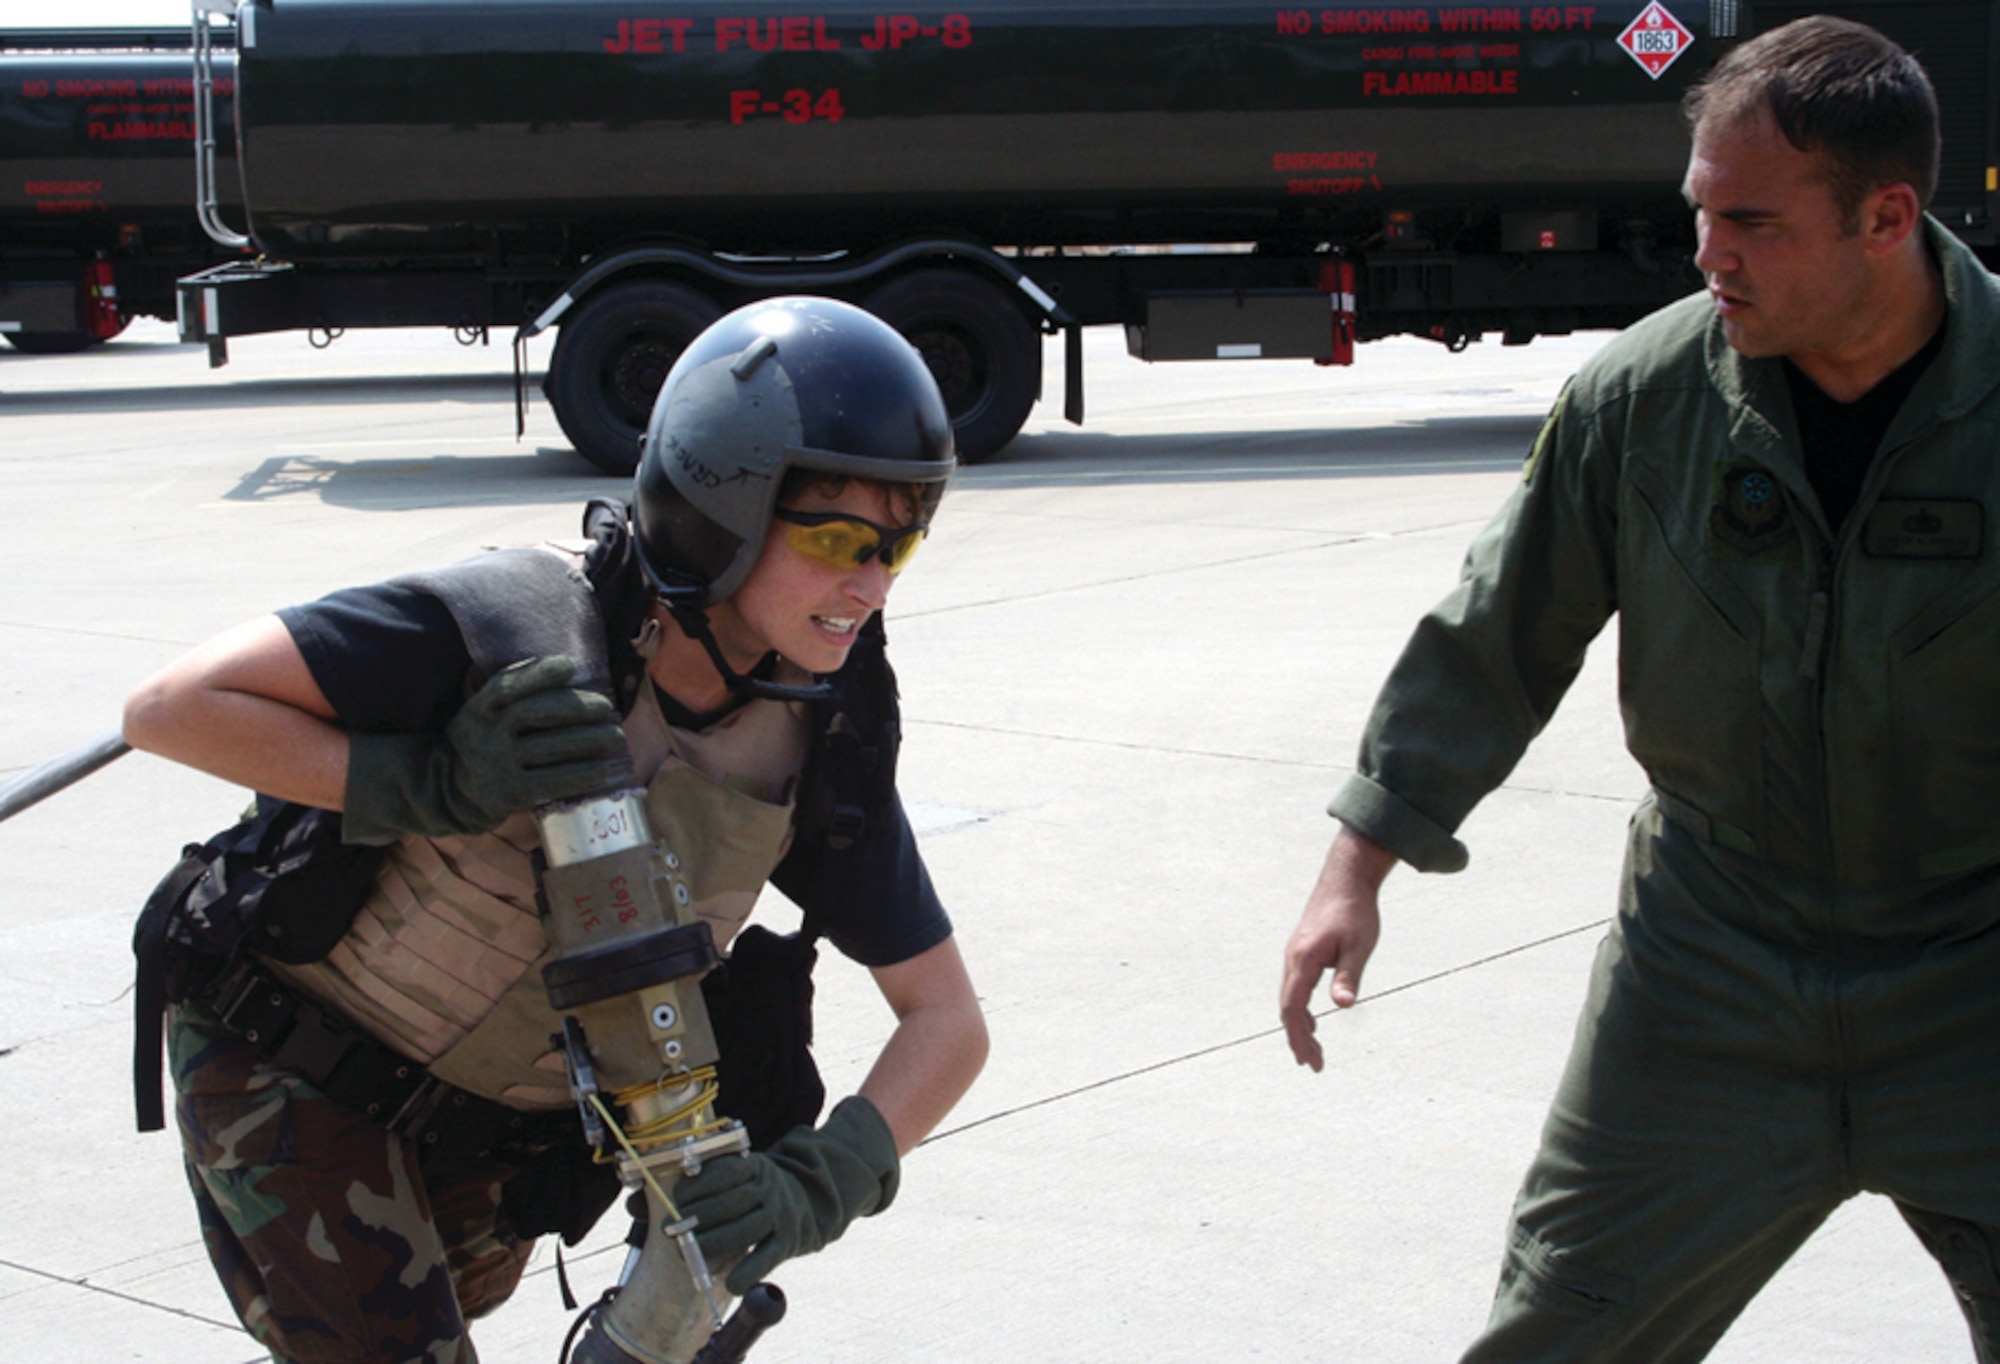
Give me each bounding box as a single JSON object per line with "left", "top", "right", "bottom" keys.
{"left": 546, "top": 280, "right": 722, "bottom": 476}
{"left": 864, "top": 270, "right": 1038, "bottom": 464}
{"left": 4, "top": 329, "right": 102, "bottom": 355}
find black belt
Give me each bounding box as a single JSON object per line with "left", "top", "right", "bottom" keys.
{"left": 207, "top": 962, "right": 577, "bottom": 1161}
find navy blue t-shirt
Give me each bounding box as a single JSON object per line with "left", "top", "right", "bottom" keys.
{"left": 277, "top": 582, "right": 950, "bottom": 968}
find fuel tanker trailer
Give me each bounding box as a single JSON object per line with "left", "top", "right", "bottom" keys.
{"left": 0, "top": 28, "right": 241, "bottom": 353}
{"left": 179, "top": 0, "right": 2000, "bottom": 470}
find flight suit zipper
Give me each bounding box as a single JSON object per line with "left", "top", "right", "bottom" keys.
{"left": 1809, "top": 423, "right": 1926, "bottom": 1100}
{"left": 1787, "top": 480, "right": 1852, "bottom": 1096}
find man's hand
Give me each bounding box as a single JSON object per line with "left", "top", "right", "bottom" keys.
{"left": 1279, "top": 826, "right": 1396, "bottom": 1072}
{"left": 674, "top": 1096, "right": 900, "bottom": 1295}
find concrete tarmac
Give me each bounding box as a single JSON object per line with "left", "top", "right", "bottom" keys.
{"left": 0, "top": 320, "right": 1971, "bottom": 1361}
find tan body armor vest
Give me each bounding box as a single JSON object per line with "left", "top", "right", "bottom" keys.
{"left": 271, "top": 646, "right": 810, "bottom": 1109}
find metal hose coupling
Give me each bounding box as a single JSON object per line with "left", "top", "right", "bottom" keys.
{"left": 570, "top": 1285, "right": 784, "bottom": 1364}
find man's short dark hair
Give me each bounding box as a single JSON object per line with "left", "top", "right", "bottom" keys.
{"left": 1685, "top": 15, "right": 1940, "bottom": 224}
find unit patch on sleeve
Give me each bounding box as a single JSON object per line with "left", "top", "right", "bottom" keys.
{"left": 1520, "top": 383, "right": 1569, "bottom": 484}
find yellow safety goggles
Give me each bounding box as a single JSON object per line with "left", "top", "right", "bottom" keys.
{"left": 774, "top": 509, "right": 930, "bottom": 575}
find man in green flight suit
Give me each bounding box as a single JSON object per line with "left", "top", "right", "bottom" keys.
{"left": 1279, "top": 15, "right": 2000, "bottom": 1361}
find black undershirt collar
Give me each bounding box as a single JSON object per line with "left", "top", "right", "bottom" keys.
{"left": 1783, "top": 320, "right": 1947, "bottom": 535}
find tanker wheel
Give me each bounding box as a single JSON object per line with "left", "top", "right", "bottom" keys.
{"left": 864, "top": 270, "right": 1038, "bottom": 463}
{"left": 546, "top": 280, "right": 722, "bottom": 476}
{"left": 4, "top": 329, "right": 103, "bottom": 355}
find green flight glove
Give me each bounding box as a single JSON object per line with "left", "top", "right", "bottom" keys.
{"left": 341, "top": 655, "right": 629, "bottom": 845}
{"left": 674, "top": 1095, "right": 901, "bottom": 1294}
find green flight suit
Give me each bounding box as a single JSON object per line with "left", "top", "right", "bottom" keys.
{"left": 1329, "top": 221, "right": 2000, "bottom": 1362}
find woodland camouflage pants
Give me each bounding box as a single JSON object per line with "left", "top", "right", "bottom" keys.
{"left": 170, "top": 1009, "right": 535, "bottom": 1364}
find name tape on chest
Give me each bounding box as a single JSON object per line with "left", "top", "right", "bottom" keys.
{"left": 1862, "top": 499, "right": 1984, "bottom": 559}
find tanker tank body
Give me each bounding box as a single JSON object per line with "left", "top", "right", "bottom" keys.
{"left": 200, "top": 0, "right": 1717, "bottom": 470}
{"left": 0, "top": 29, "right": 240, "bottom": 353}
{"left": 225, "top": 0, "right": 1704, "bottom": 261}
{"left": 183, "top": 0, "right": 1998, "bottom": 471}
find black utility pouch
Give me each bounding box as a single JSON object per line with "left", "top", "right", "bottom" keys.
{"left": 498, "top": 1134, "right": 625, "bottom": 1247}
{"left": 131, "top": 795, "right": 387, "bottom": 1131}
{"left": 701, "top": 924, "right": 826, "bottom": 1150}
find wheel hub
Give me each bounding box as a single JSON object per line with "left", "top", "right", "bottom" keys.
{"left": 608, "top": 336, "right": 675, "bottom": 427}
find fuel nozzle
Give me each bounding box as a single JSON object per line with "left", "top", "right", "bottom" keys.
{"left": 535, "top": 788, "right": 721, "bottom": 1086}
{"left": 533, "top": 786, "right": 768, "bottom": 1363}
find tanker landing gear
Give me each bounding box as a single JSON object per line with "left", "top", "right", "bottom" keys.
{"left": 546, "top": 280, "right": 723, "bottom": 476}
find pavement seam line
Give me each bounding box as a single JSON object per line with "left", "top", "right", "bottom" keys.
{"left": 0, "top": 1254, "right": 243, "bottom": 1331}
{"left": 907, "top": 717, "right": 1340, "bottom": 770}
{"left": 895, "top": 520, "right": 1492, "bottom": 620}
{"left": 0, "top": 618, "right": 200, "bottom": 646}
{"left": 920, "top": 916, "right": 1611, "bottom": 1147}
{"left": 901, "top": 717, "right": 1640, "bottom": 805}
{"left": 955, "top": 457, "right": 1523, "bottom": 486}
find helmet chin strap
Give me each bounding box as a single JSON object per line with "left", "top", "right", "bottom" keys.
{"left": 659, "top": 596, "right": 835, "bottom": 703}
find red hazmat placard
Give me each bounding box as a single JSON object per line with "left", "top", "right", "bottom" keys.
{"left": 1617, "top": 0, "right": 1693, "bottom": 79}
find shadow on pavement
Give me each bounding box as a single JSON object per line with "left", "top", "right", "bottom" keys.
{"left": 217, "top": 411, "right": 1542, "bottom": 513}
{"left": 224, "top": 445, "right": 616, "bottom": 506}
